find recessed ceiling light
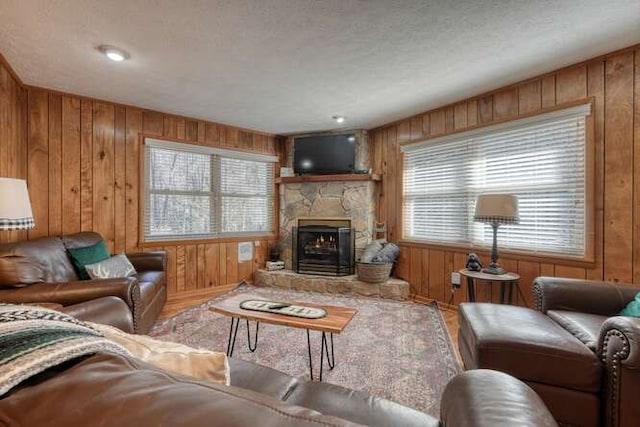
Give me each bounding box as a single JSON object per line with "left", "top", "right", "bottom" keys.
{"left": 98, "top": 45, "right": 129, "bottom": 62}
{"left": 332, "top": 115, "right": 345, "bottom": 124}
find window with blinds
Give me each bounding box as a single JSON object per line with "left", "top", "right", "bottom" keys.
{"left": 144, "top": 138, "right": 276, "bottom": 241}
{"left": 402, "top": 104, "right": 591, "bottom": 258}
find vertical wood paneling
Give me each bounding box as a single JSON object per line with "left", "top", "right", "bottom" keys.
{"left": 430, "top": 110, "right": 445, "bottom": 135}
{"left": 478, "top": 95, "right": 493, "bottom": 123}
{"left": 4, "top": 45, "right": 640, "bottom": 305}
{"left": 27, "top": 91, "right": 48, "bottom": 238}
{"left": 143, "top": 111, "right": 163, "bottom": 136}
{"left": 428, "top": 250, "right": 444, "bottom": 301}
{"left": 92, "top": 102, "right": 115, "bottom": 252}
{"left": 125, "top": 109, "right": 142, "bottom": 251}
{"left": 186, "top": 120, "right": 198, "bottom": 142}
{"left": 518, "top": 80, "right": 541, "bottom": 114}
{"left": 397, "top": 120, "right": 411, "bottom": 143}
{"left": 541, "top": 75, "right": 556, "bottom": 108}
{"left": 634, "top": 49, "right": 640, "bottom": 284}
{"left": 409, "top": 247, "right": 423, "bottom": 296}
{"left": 385, "top": 127, "right": 399, "bottom": 241}
{"left": 80, "top": 99, "right": 93, "bottom": 231}
{"left": 0, "top": 60, "right": 27, "bottom": 243}
{"left": 603, "top": 52, "right": 634, "bottom": 283}
{"left": 176, "top": 245, "right": 186, "bottom": 292}
{"left": 556, "top": 65, "right": 587, "bottom": 104}
{"left": 394, "top": 244, "right": 409, "bottom": 281}
{"left": 466, "top": 100, "right": 478, "bottom": 127}
{"left": 370, "top": 45, "right": 640, "bottom": 306}
{"left": 206, "top": 243, "right": 220, "bottom": 287}
{"left": 195, "top": 244, "right": 205, "bottom": 288}
{"left": 165, "top": 246, "right": 177, "bottom": 295}
{"left": 218, "top": 244, "right": 228, "bottom": 286}
{"left": 453, "top": 103, "right": 467, "bottom": 130}
{"left": 493, "top": 88, "right": 518, "bottom": 119}
{"left": 185, "top": 245, "right": 198, "bottom": 291}
{"left": 444, "top": 107, "right": 455, "bottom": 132}
{"left": 421, "top": 113, "right": 431, "bottom": 136}
{"left": 410, "top": 116, "right": 422, "bottom": 140}
{"left": 0, "top": 58, "right": 279, "bottom": 302}
{"left": 226, "top": 242, "right": 239, "bottom": 284}
{"left": 587, "top": 60, "right": 605, "bottom": 281}
{"left": 48, "top": 94, "right": 62, "bottom": 236}
{"left": 61, "top": 96, "right": 81, "bottom": 235}
{"left": 114, "top": 106, "right": 126, "bottom": 253}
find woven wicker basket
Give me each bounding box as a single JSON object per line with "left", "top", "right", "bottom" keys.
{"left": 356, "top": 262, "right": 393, "bottom": 283}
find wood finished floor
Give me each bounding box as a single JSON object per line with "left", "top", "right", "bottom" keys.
{"left": 438, "top": 305, "right": 461, "bottom": 364}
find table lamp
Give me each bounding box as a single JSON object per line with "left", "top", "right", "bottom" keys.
{"left": 473, "top": 194, "right": 519, "bottom": 275}
{"left": 0, "top": 178, "right": 35, "bottom": 230}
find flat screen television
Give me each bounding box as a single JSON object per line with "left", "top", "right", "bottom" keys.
{"left": 293, "top": 133, "right": 356, "bottom": 175}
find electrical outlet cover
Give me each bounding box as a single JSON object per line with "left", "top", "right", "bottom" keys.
{"left": 451, "top": 272, "right": 461, "bottom": 286}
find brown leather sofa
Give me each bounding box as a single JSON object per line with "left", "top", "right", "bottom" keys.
{"left": 458, "top": 276, "right": 640, "bottom": 427}
{"left": 0, "top": 232, "right": 166, "bottom": 334}
{"left": 0, "top": 352, "right": 557, "bottom": 426}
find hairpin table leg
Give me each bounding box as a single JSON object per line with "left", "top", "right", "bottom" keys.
{"left": 246, "top": 320, "right": 259, "bottom": 352}
{"left": 226, "top": 317, "right": 240, "bottom": 357}
{"left": 306, "top": 329, "right": 314, "bottom": 380}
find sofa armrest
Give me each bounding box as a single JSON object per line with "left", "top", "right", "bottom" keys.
{"left": 61, "top": 296, "right": 134, "bottom": 333}
{"left": 440, "top": 370, "right": 557, "bottom": 427}
{"left": 126, "top": 251, "right": 167, "bottom": 272}
{"left": 598, "top": 316, "right": 640, "bottom": 427}
{"left": 0, "top": 278, "right": 142, "bottom": 332}
{"left": 532, "top": 276, "right": 639, "bottom": 316}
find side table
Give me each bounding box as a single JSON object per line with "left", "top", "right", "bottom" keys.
{"left": 458, "top": 268, "right": 521, "bottom": 304}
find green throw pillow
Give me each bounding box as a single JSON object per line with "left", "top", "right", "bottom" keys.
{"left": 619, "top": 292, "right": 640, "bottom": 317}
{"left": 67, "top": 241, "right": 110, "bottom": 280}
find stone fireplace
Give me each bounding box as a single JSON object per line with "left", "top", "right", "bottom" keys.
{"left": 277, "top": 130, "right": 378, "bottom": 270}
{"left": 254, "top": 132, "right": 410, "bottom": 300}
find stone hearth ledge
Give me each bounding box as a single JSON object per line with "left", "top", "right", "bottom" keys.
{"left": 254, "top": 269, "right": 410, "bottom": 300}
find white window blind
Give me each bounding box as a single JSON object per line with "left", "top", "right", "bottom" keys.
{"left": 144, "top": 138, "right": 276, "bottom": 241}
{"left": 401, "top": 104, "right": 591, "bottom": 257}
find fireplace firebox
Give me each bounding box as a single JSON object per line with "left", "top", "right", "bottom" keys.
{"left": 293, "top": 225, "right": 354, "bottom": 276}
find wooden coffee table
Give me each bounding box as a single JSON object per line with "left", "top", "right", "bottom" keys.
{"left": 209, "top": 293, "right": 357, "bottom": 381}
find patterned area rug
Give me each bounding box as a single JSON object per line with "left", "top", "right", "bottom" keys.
{"left": 150, "top": 284, "right": 461, "bottom": 416}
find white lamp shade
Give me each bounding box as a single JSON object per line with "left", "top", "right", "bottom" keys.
{"left": 474, "top": 194, "right": 519, "bottom": 224}
{"left": 0, "top": 178, "right": 35, "bottom": 230}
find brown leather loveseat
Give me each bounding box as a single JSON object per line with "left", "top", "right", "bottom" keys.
{"left": 0, "top": 351, "right": 558, "bottom": 426}
{"left": 458, "top": 276, "right": 640, "bottom": 427}
{"left": 0, "top": 232, "right": 166, "bottom": 334}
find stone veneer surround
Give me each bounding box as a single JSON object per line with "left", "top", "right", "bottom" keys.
{"left": 278, "top": 131, "right": 378, "bottom": 269}
{"left": 279, "top": 181, "right": 377, "bottom": 269}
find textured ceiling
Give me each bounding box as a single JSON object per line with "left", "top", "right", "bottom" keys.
{"left": 1, "top": 0, "right": 639, "bottom": 134}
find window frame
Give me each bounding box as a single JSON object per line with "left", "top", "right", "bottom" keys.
{"left": 398, "top": 99, "right": 596, "bottom": 266}
{"left": 139, "top": 135, "right": 278, "bottom": 246}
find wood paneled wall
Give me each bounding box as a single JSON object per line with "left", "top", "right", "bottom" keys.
{"left": 0, "top": 58, "right": 27, "bottom": 245}
{"left": 1, "top": 57, "right": 279, "bottom": 301}
{"left": 370, "top": 45, "right": 640, "bottom": 307}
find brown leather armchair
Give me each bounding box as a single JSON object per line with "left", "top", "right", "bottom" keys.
{"left": 533, "top": 277, "right": 640, "bottom": 427}
{"left": 459, "top": 276, "right": 640, "bottom": 427}
{"left": 0, "top": 232, "right": 166, "bottom": 334}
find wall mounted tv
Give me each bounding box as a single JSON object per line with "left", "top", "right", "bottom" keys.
{"left": 293, "top": 133, "right": 356, "bottom": 175}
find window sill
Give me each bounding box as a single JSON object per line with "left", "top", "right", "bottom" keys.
{"left": 398, "top": 239, "right": 595, "bottom": 269}
{"left": 140, "top": 233, "right": 277, "bottom": 247}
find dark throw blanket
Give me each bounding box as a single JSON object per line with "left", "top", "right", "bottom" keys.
{"left": 0, "top": 303, "right": 130, "bottom": 396}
